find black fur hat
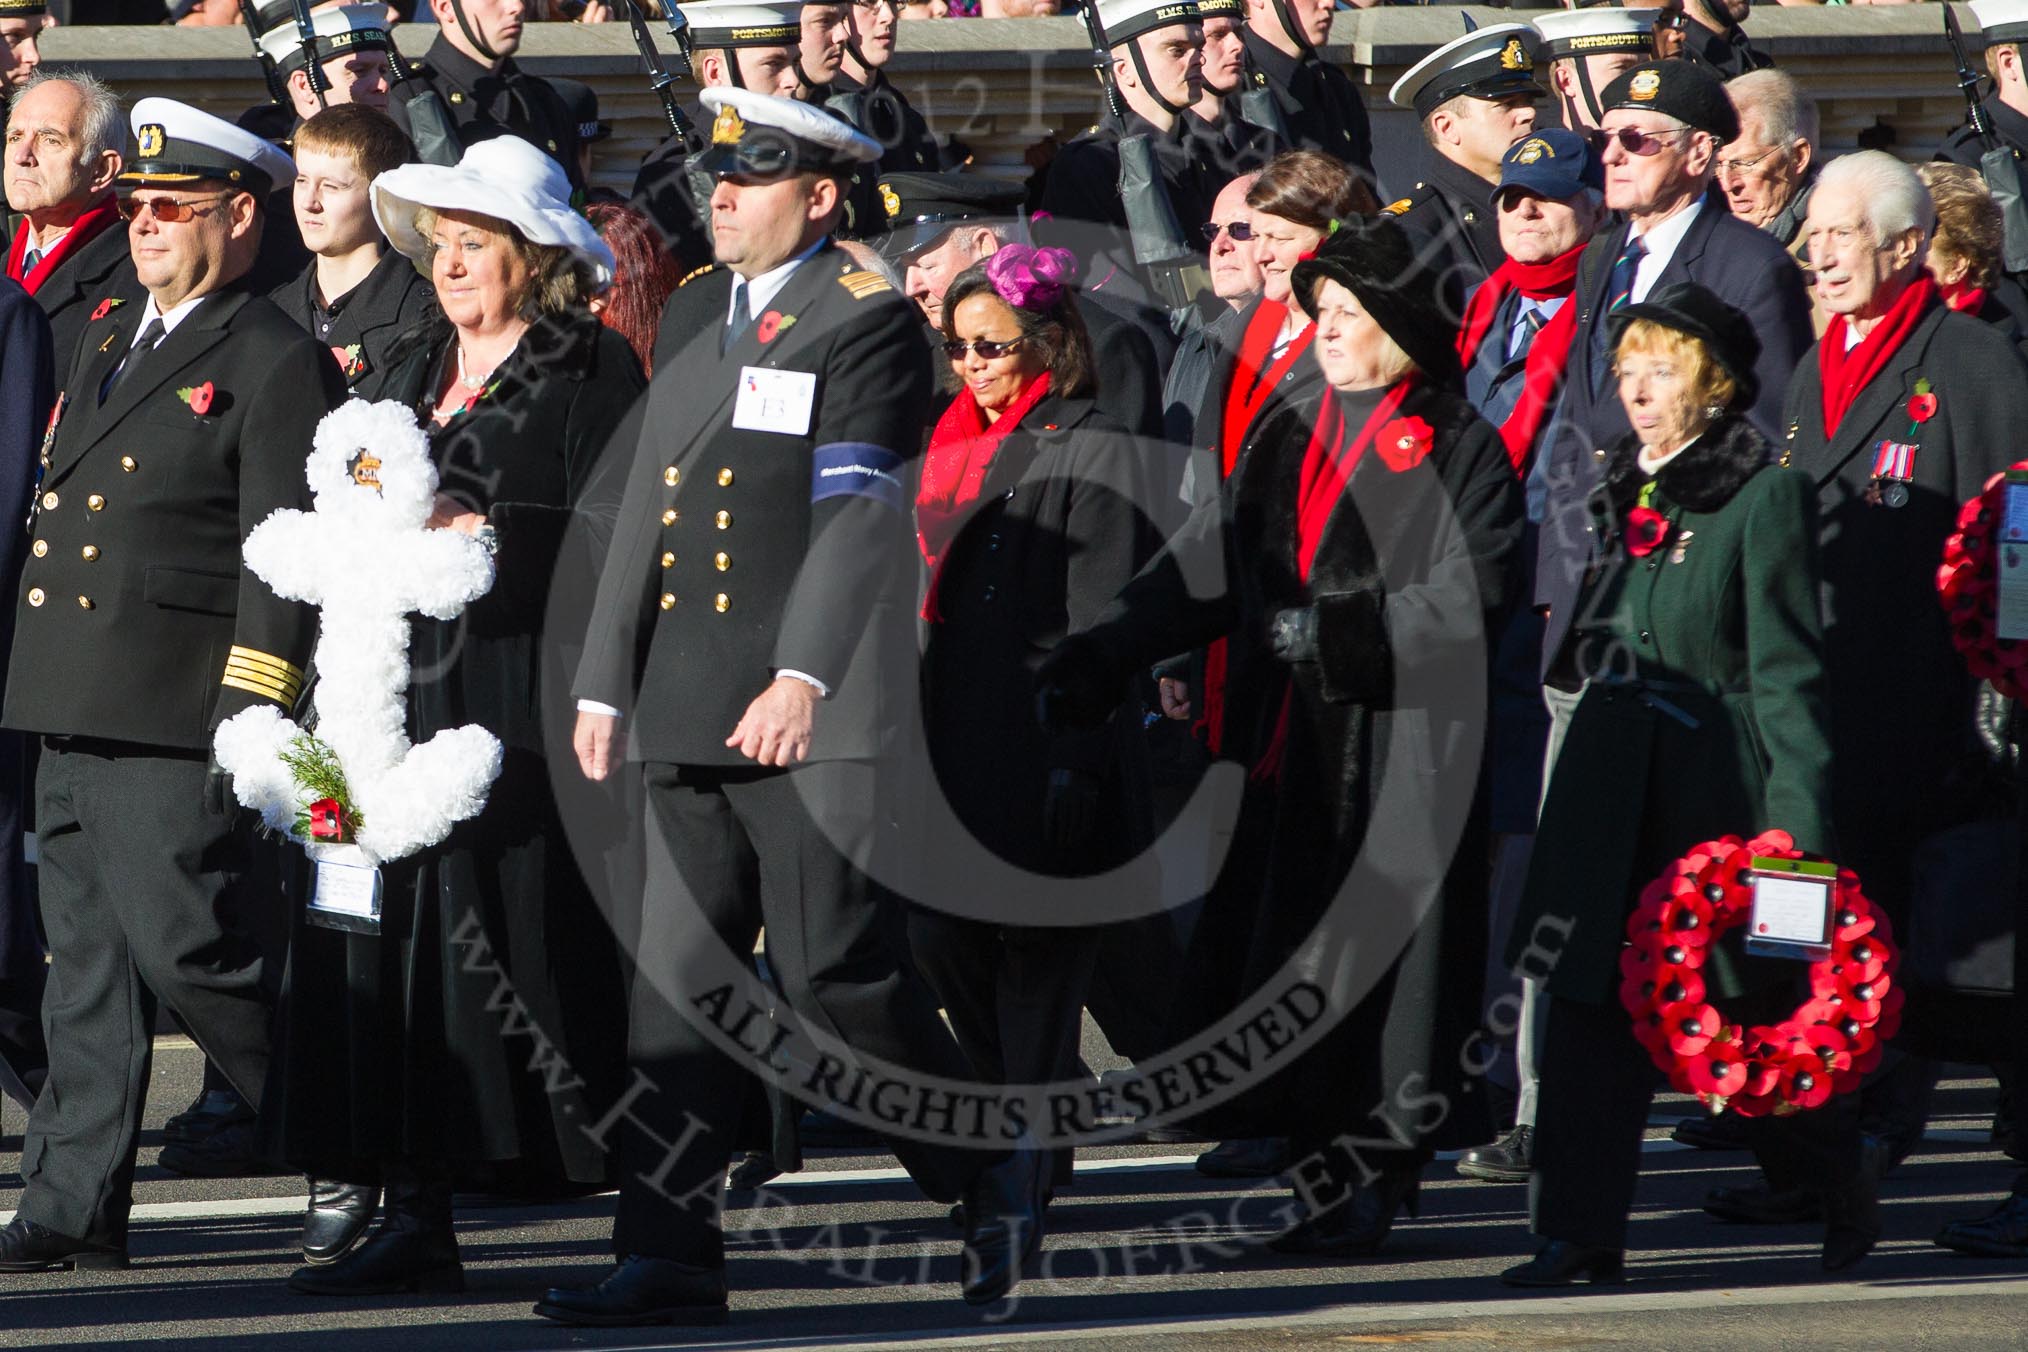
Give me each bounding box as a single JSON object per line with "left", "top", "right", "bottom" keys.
{"left": 1605, "top": 281, "right": 1761, "bottom": 410}
{"left": 1289, "top": 216, "right": 1464, "bottom": 388}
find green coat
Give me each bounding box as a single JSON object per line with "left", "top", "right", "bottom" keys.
{"left": 1509, "top": 417, "right": 1836, "bottom": 1005}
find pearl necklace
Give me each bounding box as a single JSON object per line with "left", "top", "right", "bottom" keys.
{"left": 456, "top": 344, "right": 501, "bottom": 392}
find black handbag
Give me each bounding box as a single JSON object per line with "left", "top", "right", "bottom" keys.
{"left": 1906, "top": 816, "right": 2018, "bottom": 996}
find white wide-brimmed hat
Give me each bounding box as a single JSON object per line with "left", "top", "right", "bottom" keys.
{"left": 370, "top": 137, "right": 614, "bottom": 291}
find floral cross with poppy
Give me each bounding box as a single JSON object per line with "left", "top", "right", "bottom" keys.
{"left": 177, "top": 381, "right": 216, "bottom": 416}
{"left": 1375, "top": 415, "right": 1434, "bottom": 472}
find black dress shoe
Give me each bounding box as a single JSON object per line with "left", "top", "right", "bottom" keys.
{"left": 0, "top": 1218, "right": 126, "bottom": 1273}
{"left": 726, "top": 1151, "right": 781, "bottom": 1193}
{"left": 1269, "top": 1167, "right": 1422, "bottom": 1257}
{"left": 960, "top": 1147, "right": 1048, "bottom": 1306}
{"left": 1500, "top": 1239, "right": 1626, "bottom": 1288}
{"left": 288, "top": 1221, "right": 462, "bottom": 1295}
{"left": 1821, "top": 1136, "right": 1885, "bottom": 1273}
{"left": 158, "top": 1119, "right": 289, "bottom": 1179}
{"left": 1671, "top": 1112, "right": 1752, "bottom": 1151}
{"left": 161, "top": 1088, "right": 252, "bottom": 1147}
{"left": 1936, "top": 1191, "right": 2028, "bottom": 1258}
{"left": 301, "top": 1180, "right": 380, "bottom": 1266}
{"left": 1456, "top": 1125, "right": 1533, "bottom": 1183}
{"left": 1703, "top": 1183, "right": 1823, "bottom": 1225}
{"left": 533, "top": 1255, "right": 728, "bottom": 1327}
{"left": 1195, "top": 1138, "right": 1290, "bottom": 1180}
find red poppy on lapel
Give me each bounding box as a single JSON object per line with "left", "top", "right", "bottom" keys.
{"left": 330, "top": 343, "right": 367, "bottom": 381}
{"left": 1375, "top": 415, "right": 1434, "bottom": 472}
{"left": 1907, "top": 383, "right": 1937, "bottom": 424}
{"left": 757, "top": 310, "right": 794, "bottom": 344}
{"left": 90, "top": 297, "right": 125, "bottom": 322}
{"left": 1626, "top": 505, "right": 1670, "bottom": 557}
{"left": 179, "top": 381, "right": 216, "bottom": 415}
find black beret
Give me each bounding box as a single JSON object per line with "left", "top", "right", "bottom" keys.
{"left": 1596, "top": 59, "right": 1739, "bottom": 143}
{"left": 873, "top": 170, "right": 1027, "bottom": 259}
{"left": 1605, "top": 281, "right": 1761, "bottom": 409}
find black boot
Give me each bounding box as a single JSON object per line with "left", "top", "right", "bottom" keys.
{"left": 1270, "top": 1164, "right": 1422, "bottom": 1257}
{"left": 1500, "top": 1239, "right": 1626, "bottom": 1287}
{"left": 1456, "top": 1125, "right": 1533, "bottom": 1183}
{"left": 960, "top": 1145, "right": 1048, "bottom": 1306}
{"left": 1821, "top": 1136, "right": 1886, "bottom": 1273}
{"left": 301, "top": 1179, "right": 381, "bottom": 1266}
{"left": 289, "top": 1176, "right": 460, "bottom": 1296}
{"left": 1936, "top": 1189, "right": 2028, "bottom": 1258}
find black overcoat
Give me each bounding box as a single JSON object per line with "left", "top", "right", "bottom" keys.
{"left": 1074, "top": 380, "right": 1524, "bottom": 1142}
{"left": 268, "top": 248, "right": 438, "bottom": 402}
{"left": 25, "top": 213, "right": 139, "bottom": 394}
{"left": 266, "top": 310, "right": 641, "bottom": 1185}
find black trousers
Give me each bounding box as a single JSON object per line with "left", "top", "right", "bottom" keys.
{"left": 1532, "top": 991, "right": 1863, "bottom": 1251}
{"left": 18, "top": 741, "right": 271, "bottom": 1247}
{"left": 613, "top": 760, "right": 993, "bottom": 1268}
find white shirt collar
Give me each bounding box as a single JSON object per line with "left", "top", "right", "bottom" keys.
{"left": 1637, "top": 432, "right": 1703, "bottom": 477}
{"left": 131, "top": 290, "right": 214, "bottom": 349}
{"left": 730, "top": 238, "right": 827, "bottom": 323}
{"left": 1627, "top": 192, "right": 1707, "bottom": 304}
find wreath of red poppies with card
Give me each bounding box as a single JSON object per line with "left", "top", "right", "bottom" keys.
{"left": 1938, "top": 461, "right": 2028, "bottom": 700}
{"left": 1618, "top": 829, "right": 1901, "bottom": 1117}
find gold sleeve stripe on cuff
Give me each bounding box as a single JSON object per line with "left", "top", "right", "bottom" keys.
{"left": 221, "top": 671, "right": 294, "bottom": 703}
{"left": 227, "top": 645, "right": 306, "bottom": 685}
{"left": 221, "top": 667, "right": 299, "bottom": 702}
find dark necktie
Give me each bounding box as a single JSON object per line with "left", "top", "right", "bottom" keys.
{"left": 1607, "top": 236, "right": 1647, "bottom": 315}
{"left": 20, "top": 245, "right": 40, "bottom": 276}
{"left": 1510, "top": 304, "right": 1546, "bottom": 362}
{"left": 722, "top": 282, "right": 753, "bottom": 355}
{"left": 100, "top": 317, "right": 165, "bottom": 405}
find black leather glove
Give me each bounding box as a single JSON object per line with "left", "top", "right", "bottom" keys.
{"left": 1042, "top": 768, "right": 1101, "bottom": 853}
{"left": 1269, "top": 606, "right": 1319, "bottom": 663}
{"left": 204, "top": 754, "right": 235, "bottom": 818}
{"left": 1035, "top": 633, "right": 1122, "bottom": 732}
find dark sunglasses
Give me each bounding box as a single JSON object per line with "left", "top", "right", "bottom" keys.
{"left": 1588, "top": 125, "right": 1692, "bottom": 158}
{"left": 1201, "top": 219, "right": 1256, "bottom": 243}
{"left": 1653, "top": 8, "right": 1687, "bottom": 29}
{"left": 117, "top": 191, "right": 233, "bottom": 223}
{"left": 942, "top": 337, "right": 1024, "bottom": 360}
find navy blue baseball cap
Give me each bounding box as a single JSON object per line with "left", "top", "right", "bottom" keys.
{"left": 1491, "top": 128, "right": 1604, "bottom": 207}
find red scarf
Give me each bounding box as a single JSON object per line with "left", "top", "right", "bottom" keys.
{"left": 1454, "top": 245, "right": 1584, "bottom": 476}
{"left": 916, "top": 372, "right": 1053, "bottom": 617}
{"left": 1940, "top": 279, "right": 1988, "bottom": 316}
{"left": 1818, "top": 276, "right": 1937, "bottom": 438}
{"left": 1220, "top": 297, "right": 1313, "bottom": 477}
{"left": 1198, "top": 380, "right": 1416, "bottom": 761}
{"left": 6, "top": 197, "right": 119, "bottom": 295}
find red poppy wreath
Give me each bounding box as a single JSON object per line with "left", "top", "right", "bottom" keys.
{"left": 1618, "top": 829, "right": 1900, "bottom": 1117}
{"left": 1938, "top": 461, "right": 2028, "bottom": 699}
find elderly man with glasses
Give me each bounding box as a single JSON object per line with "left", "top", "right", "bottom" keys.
{"left": 0, "top": 97, "right": 345, "bottom": 1275}
{"left": 1720, "top": 68, "right": 1817, "bottom": 251}
{"left": 1530, "top": 58, "right": 1809, "bottom": 815}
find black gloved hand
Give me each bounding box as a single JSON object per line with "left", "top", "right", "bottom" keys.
{"left": 1035, "top": 633, "right": 1122, "bottom": 732}
{"left": 204, "top": 754, "right": 235, "bottom": 818}
{"left": 1269, "top": 606, "right": 1319, "bottom": 663}
{"left": 1042, "top": 768, "right": 1101, "bottom": 853}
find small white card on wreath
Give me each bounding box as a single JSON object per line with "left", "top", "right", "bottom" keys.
{"left": 1744, "top": 855, "right": 1835, "bottom": 961}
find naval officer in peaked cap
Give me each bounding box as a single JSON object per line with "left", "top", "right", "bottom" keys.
{"left": 0, "top": 97, "right": 345, "bottom": 1275}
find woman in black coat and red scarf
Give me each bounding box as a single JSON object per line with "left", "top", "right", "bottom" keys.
{"left": 908, "top": 245, "right": 1159, "bottom": 1185}
{"left": 1038, "top": 217, "right": 1526, "bottom": 1256}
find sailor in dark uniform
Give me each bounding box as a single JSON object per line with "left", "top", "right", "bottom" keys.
{"left": 386, "top": 0, "right": 583, "bottom": 188}
{"left": 1184, "top": 0, "right": 1284, "bottom": 179}
{"left": 1237, "top": 0, "right": 1369, "bottom": 175}
{"left": 1533, "top": 7, "right": 1657, "bottom": 133}
{"left": 821, "top": 0, "right": 939, "bottom": 172}
{"left": 630, "top": 1, "right": 804, "bottom": 272}
{"left": 1678, "top": 0, "right": 1773, "bottom": 80}
{"left": 1383, "top": 23, "right": 1545, "bottom": 302}
{"left": 0, "top": 98, "right": 344, "bottom": 1274}
{"left": 1035, "top": 0, "right": 1217, "bottom": 326}
{"left": 1939, "top": 0, "right": 2028, "bottom": 172}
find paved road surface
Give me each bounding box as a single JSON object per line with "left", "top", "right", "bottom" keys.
{"left": 0, "top": 1038, "right": 2025, "bottom": 1351}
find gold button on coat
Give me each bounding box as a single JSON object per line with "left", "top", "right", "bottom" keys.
{"left": 76, "top": 596, "right": 92, "bottom": 610}
{"left": 717, "top": 468, "right": 734, "bottom": 487}
{"left": 714, "top": 510, "right": 731, "bottom": 529}
{"left": 660, "top": 551, "right": 675, "bottom": 568}
{"left": 40, "top": 492, "right": 55, "bottom": 510}
{"left": 80, "top": 546, "right": 98, "bottom": 561}
{"left": 30, "top": 540, "right": 45, "bottom": 558}
{"left": 713, "top": 593, "right": 730, "bottom": 613}
{"left": 713, "top": 552, "right": 730, "bottom": 571}
{"left": 120, "top": 456, "right": 136, "bottom": 472}
{"left": 661, "top": 508, "right": 677, "bottom": 526}
{"left": 87, "top": 494, "right": 104, "bottom": 511}
{"left": 26, "top": 587, "right": 42, "bottom": 607}
{"left": 659, "top": 592, "right": 676, "bottom": 611}
{"left": 663, "top": 466, "right": 680, "bottom": 486}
